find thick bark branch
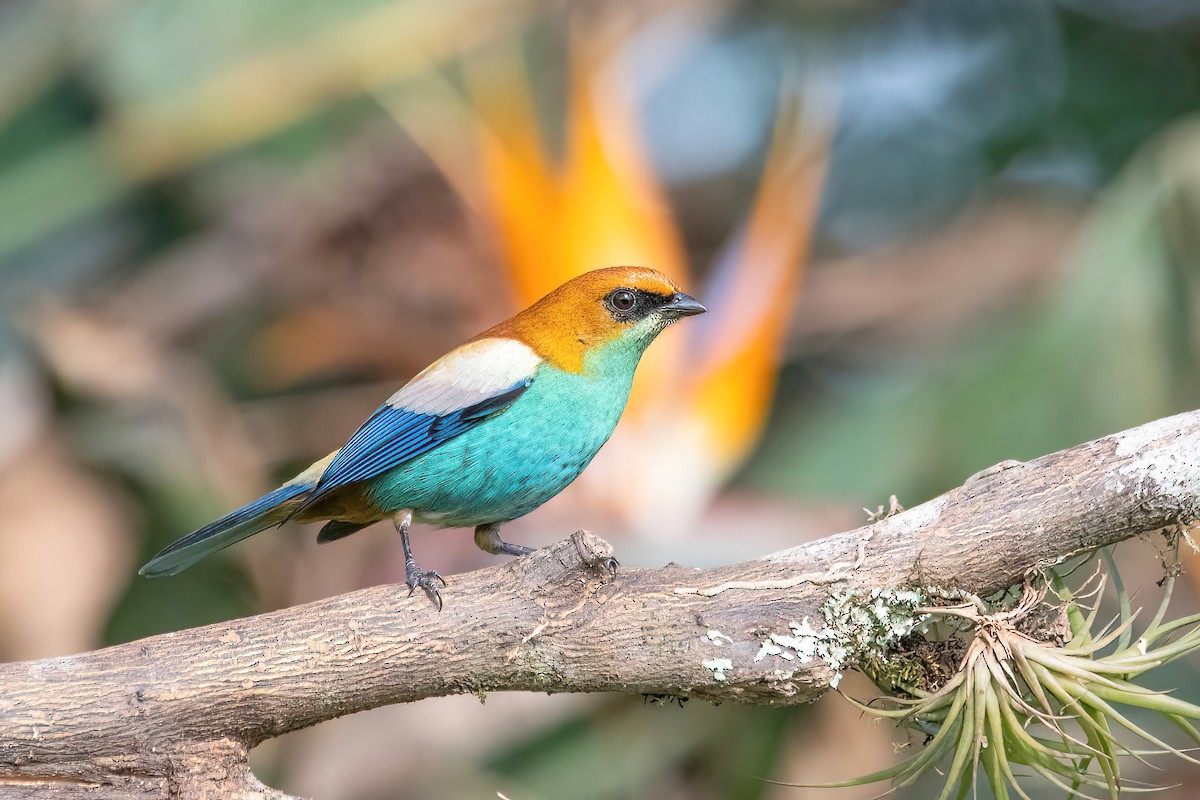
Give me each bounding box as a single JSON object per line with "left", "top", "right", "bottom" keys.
{"left": 5, "top": 411, "right": 1200, "bottom": 798}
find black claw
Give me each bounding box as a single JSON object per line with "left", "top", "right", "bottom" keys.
{"left": 604, "top": 556, "right": 620, "bottom": 575}
{"left": 406, "top": 570, "right": 446, "bottom": 611}
{"left": 397, "top": 513, "right": 445, "bottom": 610}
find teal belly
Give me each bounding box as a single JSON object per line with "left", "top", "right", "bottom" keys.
{"left": 364, "top": 364, "right": 630, "bottom": 527}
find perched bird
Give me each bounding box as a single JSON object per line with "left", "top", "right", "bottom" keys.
{"left": 140, "top": 267, "right": 705, "bottom": 608}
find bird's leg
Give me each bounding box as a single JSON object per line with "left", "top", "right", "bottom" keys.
{"left": 395, "top": 509, "right": 446, "bottom": 611}
{"left": 474, "top": 523, "right": 534, "bottom": 557}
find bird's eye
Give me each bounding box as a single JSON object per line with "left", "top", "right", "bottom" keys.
{"left": 609, "top": 289, "right": 637, "bottom": 312}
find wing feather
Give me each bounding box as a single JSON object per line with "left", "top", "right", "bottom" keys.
{"left": 302, "top": 338, "right": 540, "bottom": 505}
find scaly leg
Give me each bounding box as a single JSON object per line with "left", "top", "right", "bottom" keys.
{"left": 395, "top": 509, "right": 445, "bottom": 610}
{"left": 473, "top": 522, "right": 534, "bottom": 557}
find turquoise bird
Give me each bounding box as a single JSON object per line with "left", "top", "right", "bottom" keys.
{"left": 140, "top": 267, "right": 705, "bottom": 607}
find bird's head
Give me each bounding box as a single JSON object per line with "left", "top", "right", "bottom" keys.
{"left": 492, "top": 267, "right": 706, "bottom": 374}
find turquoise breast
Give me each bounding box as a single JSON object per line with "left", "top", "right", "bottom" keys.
{"left": 365, "top": 359, "right": 634, "bottom": 527}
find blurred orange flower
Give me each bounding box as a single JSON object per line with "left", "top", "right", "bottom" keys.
{"left": 394, "top": 35, "right": 828, "bottom": 535}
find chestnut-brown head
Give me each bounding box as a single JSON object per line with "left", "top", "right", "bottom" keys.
{"left": 486, "top": 267, "right": 706, "bottom": 374}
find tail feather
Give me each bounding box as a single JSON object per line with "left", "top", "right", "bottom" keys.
{"left": 139, "top": 482, "right": 312, "bottom": 577}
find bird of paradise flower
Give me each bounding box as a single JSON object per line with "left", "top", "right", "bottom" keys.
{"left": 383, "top": 38, "right": 828, "bottom": 536}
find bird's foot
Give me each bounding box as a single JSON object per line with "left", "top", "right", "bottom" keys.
{"left": 405, "top": 564, "right": 447, "bottom": 611}
{"left": 474, "top": 523, "right": 535, "bottom": 557}
{"left": 394, "top": 508, "right": 445, "bottom": 610}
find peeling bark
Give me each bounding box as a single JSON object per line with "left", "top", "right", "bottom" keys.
{"left": 4, "top": 411, "right": 1200, "bottom": 798}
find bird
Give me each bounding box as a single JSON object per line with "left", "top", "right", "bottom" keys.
{"left": 140, "top": 266, "right": 706, "bottom": 608}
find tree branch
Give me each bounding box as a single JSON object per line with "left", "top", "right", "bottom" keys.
{"left": 5, "top": 410, "right": 1200, "bottom": 799}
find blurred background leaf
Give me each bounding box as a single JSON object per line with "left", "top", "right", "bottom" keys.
{"left": 5, "top": 0, "right": 1200, "bottom": 798}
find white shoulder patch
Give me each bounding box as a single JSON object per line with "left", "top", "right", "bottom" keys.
{"left": 387, "top": 338, "right": 541, "bottom": 415}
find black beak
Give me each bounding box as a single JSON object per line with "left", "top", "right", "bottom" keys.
{"left": 662, "top": 292, "right": 707, "bottom": 318}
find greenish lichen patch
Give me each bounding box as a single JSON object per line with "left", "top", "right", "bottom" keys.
{"left": 754, "top": 587, "right": 928, "bottom": 688}
{"left": 859, "top": 632, "right": 966, "bottom": 695}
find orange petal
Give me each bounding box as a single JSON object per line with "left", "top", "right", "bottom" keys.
{"left": 688, "top": 95, "right": 829, "bottom": 470}
{"left": 466, "top": 48, "right": 567, "bottom": 304}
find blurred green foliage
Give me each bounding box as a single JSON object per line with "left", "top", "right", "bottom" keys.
{"left": 750, "top": 132, "right": 1200, "bottom": 505}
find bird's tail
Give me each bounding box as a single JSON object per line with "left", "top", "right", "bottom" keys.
{"left": 139, "top": 481, "right": 312, "bottom": 577}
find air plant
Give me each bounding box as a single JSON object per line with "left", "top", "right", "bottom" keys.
{"left": 815, "top": 544, "right": 1200, "bottom": 799}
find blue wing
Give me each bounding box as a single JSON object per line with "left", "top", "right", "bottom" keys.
{"left": 303, "top": 377, "right": 532, "bottom": 504}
